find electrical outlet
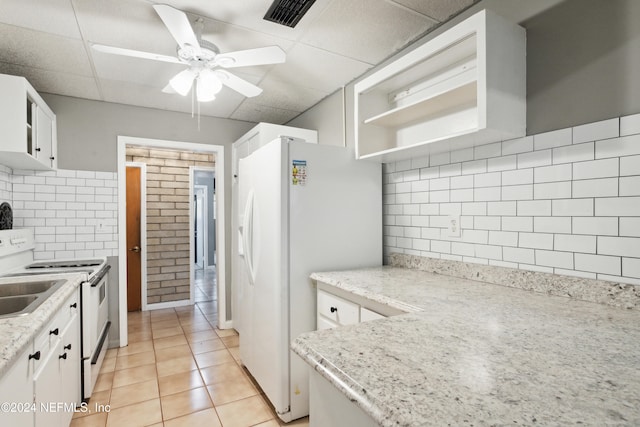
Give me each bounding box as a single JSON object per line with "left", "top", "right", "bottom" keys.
{"left": 448, "top": 215, "right": 461, "bottom": 237}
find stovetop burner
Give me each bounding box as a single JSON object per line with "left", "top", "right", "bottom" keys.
{"left": 26, "top": 260, "right": 103, "bottom": 269}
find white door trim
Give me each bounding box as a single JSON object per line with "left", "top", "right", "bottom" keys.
{"left": 193, "top": 183, "right": 209, "bottom": 269}
{"left": 125, "top": 162, "right": 148, "bottom": 311}
{"left": 117, "top": 136, "right": 227, "bottom": 347}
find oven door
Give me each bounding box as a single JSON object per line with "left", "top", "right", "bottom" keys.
{"left": 81, "top": 267, "right": 110, "bottom": 399}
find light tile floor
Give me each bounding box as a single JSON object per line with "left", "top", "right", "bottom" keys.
{"left": 71, "top": 303, "right": 309, "bottom": 427}
{"left": 194, "top": 266, "right": 217, "bottom": 303}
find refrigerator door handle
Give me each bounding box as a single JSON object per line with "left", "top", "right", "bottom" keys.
{"left": 242, "top": 189, "right": 256, "bottom": 285}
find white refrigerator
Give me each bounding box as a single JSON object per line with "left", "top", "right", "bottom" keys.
{"left": 237, "top": 137, "right": 382, "bottom": 422}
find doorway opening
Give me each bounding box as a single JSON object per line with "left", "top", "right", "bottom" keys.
{"left": 192, "top": 167, "right": 217, "bottom": 304}
{"left": 117, "top": 136, "right": 226, "bottom": 347}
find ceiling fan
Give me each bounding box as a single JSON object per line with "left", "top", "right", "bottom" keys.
{"left": 92, "top": 4, "right": 286, "bottom": 102}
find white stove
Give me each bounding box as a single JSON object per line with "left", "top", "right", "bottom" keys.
{"left": 0, "top": 229, "right": 110, "bottom": 401}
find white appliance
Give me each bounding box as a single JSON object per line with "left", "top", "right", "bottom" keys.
{"left": 0, "top": 229, "right": 110, "bottom": 401}
{"left": 237, "top": 137, "right": 382, "bottom": 422}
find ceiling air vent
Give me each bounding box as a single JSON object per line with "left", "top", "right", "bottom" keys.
{"left": 264, "top": 0, "right": 317, "bottom": 28}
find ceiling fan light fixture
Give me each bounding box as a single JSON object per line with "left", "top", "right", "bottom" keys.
{"left": 196, "top": 69, "right": 223, "bottom": 102}
{"left": 169, "top": 68, "right": 196, "bottom": 96}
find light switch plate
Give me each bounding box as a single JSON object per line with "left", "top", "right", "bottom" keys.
{"left": 447, "top": 215, "right": 461, "bottom": 237}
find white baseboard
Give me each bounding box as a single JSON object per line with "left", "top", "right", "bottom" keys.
{"left": 144, "top": 299, "right": 192, "bottom": 311}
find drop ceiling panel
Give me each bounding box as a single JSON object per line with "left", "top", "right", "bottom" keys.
{"left": 158, "top": 0, "right": 335, "bottom": 41}
{"left": 0, "top": 23, "right": 93, "bottom": 75}
{"left": 253, "top": 76, "right": 328, "bottom": 112}
{"left": 300, "top": 0, "right": 436, "bottom": 65}
{"left": 388, "top": 0, "right": 475, "bottom": 22}
{"left": 0, "top": 0, "right": 82, "bottom": 39}
{"left": 73, "top": 0, "right": 177, "bottom": 55}
{"left": 0, "top": 61, "right": 101, "bottom": 100}
{"left": 266, "top": 43, "right": 372, "bottom": 93}
{"left": 231, "top": 101, "right": 300, "bottom": 124}
{"left": 92, "top": 53, "right": 186, "bottom": 88}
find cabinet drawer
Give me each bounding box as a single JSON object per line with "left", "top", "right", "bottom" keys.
{"left": 34, "top": 291, "right": 78, "bottom": 361}
{"left": 317, "top": 316, "right": 338, "bottom": 331}
{"left": 318, "top": 290, "right": 359, "bottom": 326}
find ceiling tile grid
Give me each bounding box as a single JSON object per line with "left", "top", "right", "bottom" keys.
{"left": 0, "top": 0, "right": 475, "bottom": 124}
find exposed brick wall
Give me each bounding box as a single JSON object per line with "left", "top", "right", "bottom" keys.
{"left": 126, "top": 147, "right": 215, "bottom": 304}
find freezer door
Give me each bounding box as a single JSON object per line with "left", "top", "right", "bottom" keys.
{"left": 238, "top": 139, "right": 291, "bottom": 415}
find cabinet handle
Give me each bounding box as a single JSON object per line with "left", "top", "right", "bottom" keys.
{"left": 35, "top": 148, "right": 41, "bottom": 152}
{"left": 28, "top": 351, "right": 41, "bottom": 361}
{"left": 330, "top": 307, "right": 338, "bottom": 313}
{"left": 64, "top": 344, "right": 72, "bottom": 350}
{"left": 59, "top": 353, "right": 67, "bottom": 360}
{"left": 49, "top": 156, "right": 55, "bottom": 160}
{"left": 70, "top": 302, "right": 77, "bottom": 309}
{"left": 50, "top": 328, "right": 59, "bottom": 336}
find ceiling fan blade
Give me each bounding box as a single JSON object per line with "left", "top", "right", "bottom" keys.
{"left": 215, "top": 70, "right": 263, "bottom": 97}
{"left": 92, "top": 44, "right": 183, "bottom": 64}
{"left": 216, "top": 46, "right": 286, "bottom": 68}
{"left": 153, "top": 4, "right": 202, "bottom": 56}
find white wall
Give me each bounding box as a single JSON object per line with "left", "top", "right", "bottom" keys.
{"left": 383, "top": 114, "right": 640, "bottom": 285}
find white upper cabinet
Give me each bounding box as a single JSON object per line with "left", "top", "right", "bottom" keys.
{"left": 354, "top": 9, "right": 526, "bottom": 162}
{"left": 0, "top": 74, "right": 57, "bottom": 170}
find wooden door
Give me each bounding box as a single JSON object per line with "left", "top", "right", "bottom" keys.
{"left": 126, "top": 166, "right": 142, "bottom": 312}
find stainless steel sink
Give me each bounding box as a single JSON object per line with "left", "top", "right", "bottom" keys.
{"left": 0, "top": 280, "right": 66, "bottom": 319}
{"left": 0, "top": 280, "right": 62, "bottom": 297}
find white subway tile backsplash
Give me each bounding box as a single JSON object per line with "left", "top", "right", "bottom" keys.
{"left": 474, "top": 142, "right": 501, "bottom": 160}
{"left": 517, "top": 200, "right": 551, "bottom": 216}
{"left": 518, "top": 150, "right": 552, "bottom": 169}
{"left": 488, "top": 201, "right": 516, "bottom": 216}
{"left": 502, "top": 184, "right": 533, "bottom": 201}
{"left": 502, "top": 216, "right": 533, "bottom": 232}
{"left": 572, "top": 178, "right": 618, "bottom": 198}
{"left": 396, "top": 159, "right": 412, "bottom": 172}
{"left": 383, "top": 115, "right": 640, "bottom": 284}
{"left": 450, "top": 175, "right": 473, "bottom": 189}
{"left": 502, "top": 136, "right": 533, "bottom": 155}
{"left": 534, "top": 164, "right": 571, "bottom": 183}
{"left": 462, "top": 159, "right": 487, "bottom": 175}
{"left": 620, "top": 113, "right": 640, "bottom": 136}
{"left": 573, "top": 118, "right": 619, "bottom": 144}
{"left": 552, "top": 199, "right": 593, "bottom": 216}
{"left": 489, "top": 230, "right": 518, "bottom": 247}
{"left": 595, "top": 197, "right": 640, "bottom": 216}
{"left": 620, "top": 218, "right": 640, "bottom": 237}
{"left": 461, "top": 202, "right": 486, "bottom": 216}
{"left": 598, "top": 236, "right": 640, "bottom": 258}
{"left": 535, "top": 249, "right": 574, "bottom": 269}
{"left": 503, "top": 247, "right": 534, "bottom": 264}
{"left": 553, "top": 142, "right": 594, "bottom": 165}
{"left": 596, "top": 134, "right": 640, "bottom": 159}
{"left": 534, "top": 181, "right": 572, "bottom": 199}
{"left": 572, "top": 217, "right": 618, "bottom": 236}
{"left": 573, "top": 158, "right": 619, "bottom": 180}
{"left": 620, "top": 177, "right": 640, "bottom": 196}
{"left": 622, "top": 258, "right": 640, "bottom": 278}
{"left": 451, "top": 148, "right": 474, "bottom": 163}
{"left": 575, "top": 253, "right": 621, "bottom": 275}
{"left": 555, "top": 234, "right": 596, "bottom": 254}
{"left": 620, "top": 155, "right": 640, "bottom": 176}
{"left": 519, "top": 232, "right": 553, "bottom": 250}
{"left": 487, "top": 155, "right": 516, "bottom": 172}
{"left": 534, "top": 128, "right": 572, "bottom": 150}
{"left": 474, "top": 216, "right": 501, "bottom": 230}
{"left": 534, "top": 217, "right": 572, "bottom": 233}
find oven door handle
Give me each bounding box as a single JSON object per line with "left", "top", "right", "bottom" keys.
{"left": 91, "top": 321, "right": 111, "bottom": 365}
{"left": 90, "top": 264, "right": 111, "bottom": 287}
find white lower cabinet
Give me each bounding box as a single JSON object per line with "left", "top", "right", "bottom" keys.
{"left": 0, "top": 288, "right": 80, "bottom": 427}
{"left": 309, "top": 370, "right": 377, "bottom": 427}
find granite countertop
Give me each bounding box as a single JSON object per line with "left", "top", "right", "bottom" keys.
{"left": 293, "top": 267, "right": 640, "bottom": 426}
{"left": 0, "top": 274, "right": 83, "bottom": 377}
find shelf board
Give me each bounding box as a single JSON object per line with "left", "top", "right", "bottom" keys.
{"left": 363, "top": 71, "right": 477, "bottom": 128}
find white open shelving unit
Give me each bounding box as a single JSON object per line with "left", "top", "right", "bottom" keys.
{"left": 354, "top": 9, "right": 526, "bottom": 163}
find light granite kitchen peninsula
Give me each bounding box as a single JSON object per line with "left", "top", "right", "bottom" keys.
{"left": 292, "top": 255, "right": 640, "bottom": 427}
